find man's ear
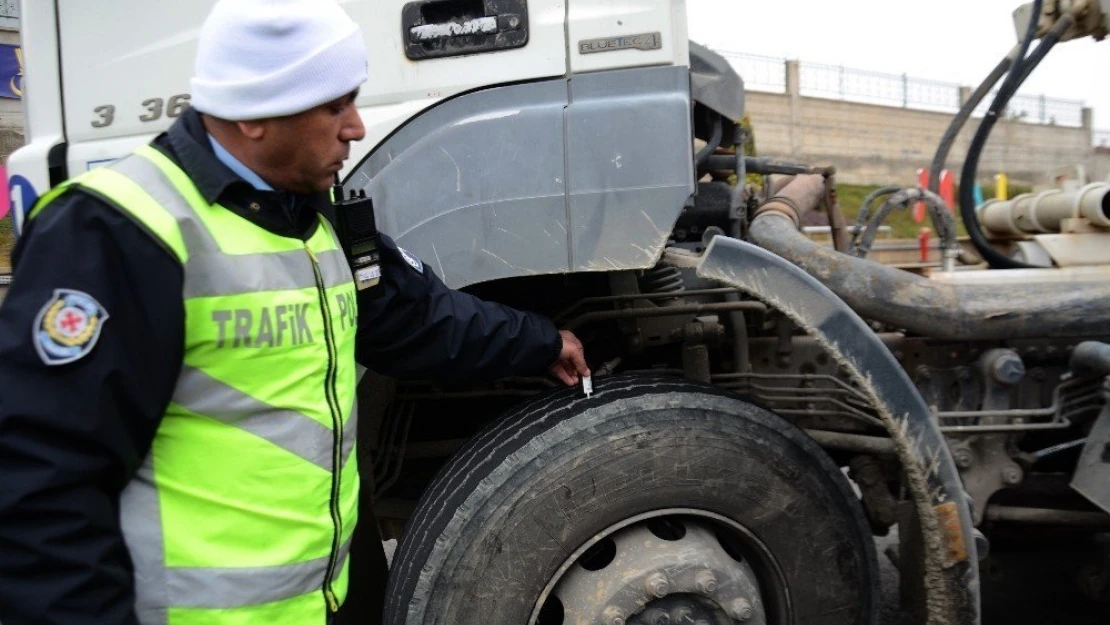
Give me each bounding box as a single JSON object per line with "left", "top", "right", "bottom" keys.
{"left": 237, "top": 120, "right": 266, "bottom": 140}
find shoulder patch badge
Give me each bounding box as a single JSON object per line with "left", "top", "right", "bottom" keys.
{"left": 398, "top": 247, "right": 424, "bottom": 274}
{"left": 33, "top": 289, "right": 110, "bottom": 366}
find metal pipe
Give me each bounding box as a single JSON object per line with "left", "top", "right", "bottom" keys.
{"left": 703, "top": 154, "right": 830, "bottom": 177}
{"left": 978, "top": 183, "right": 1110, "bottom": 235}
{"left": 938, "top": 418, "right": 1072, "bottom": 434}
{"left": 824, "top": 170, "right": 850, "bottom": 253}
{"left": 984, "top": 506, "right": 1110, "bottom": 528}
{"left": 746, "top": 177, "right": 1110, "bottom": 340}
{"left": 564, "top": 301, "right": 767, "bottom": 331}
{"left": 803, "top": 429, "right": 897, "bottom": 456}
{"left": 553, "top": 288, "right": 741, "bottom": 322}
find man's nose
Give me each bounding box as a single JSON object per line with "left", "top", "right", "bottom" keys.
{"left": 342, "top": 107, "right": 366, "bottom": 142}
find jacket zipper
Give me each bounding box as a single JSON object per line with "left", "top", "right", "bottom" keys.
{"left": 306, "top": 244, "right": 345, "bottom": 613}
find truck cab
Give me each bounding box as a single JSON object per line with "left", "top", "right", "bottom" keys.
{"left": 10, "top": 0, "right": 699, "bottom": 295}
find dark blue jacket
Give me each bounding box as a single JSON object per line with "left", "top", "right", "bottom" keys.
{"left": 0, "top": 109, "right": 561, "bottom": 625}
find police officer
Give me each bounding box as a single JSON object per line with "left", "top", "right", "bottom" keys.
{"left": 0, "top": 1, "right": 589, "bottom": 624}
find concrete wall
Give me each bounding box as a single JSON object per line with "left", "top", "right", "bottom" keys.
{"left": 744, "top": 61, "right": 1103, "bottom": 187}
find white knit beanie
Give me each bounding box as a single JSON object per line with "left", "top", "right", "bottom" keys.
{"left": 190, "top": 0, "right": 369, "bottom": 121}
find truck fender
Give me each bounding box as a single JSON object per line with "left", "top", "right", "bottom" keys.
{"left": 665, "top": 235, "right": 981, "bottom": 625}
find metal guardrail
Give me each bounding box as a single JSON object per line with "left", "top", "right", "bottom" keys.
{"left": 717, "top": 50, "right": 1090, "bottom": 130}
{"left": 800, "top": 61, "right": 961, "bottom": 114}
{"left": 971, "top": 91, "right": 1085, "bottom": 127}
{"left": 717, "top": 51, "right": 786, "bottom": 94}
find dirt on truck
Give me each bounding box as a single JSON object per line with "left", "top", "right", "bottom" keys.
{"left": 7, "top": 1, "right": 1110, "bottom": 625}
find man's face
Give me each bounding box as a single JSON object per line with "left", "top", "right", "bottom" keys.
{"left": 248, "top": 91, "right": 365, "bottom": 194}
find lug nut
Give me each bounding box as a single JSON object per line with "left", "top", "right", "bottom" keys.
{"left": 729, "top": 598, "right": 754, "bottom": 622}
{"left": 645, "top": 572, "right": 669, "bottom": 598}
{"left": 694, "top": 570, "right": 718, "bottom": 594}
{"left": 953, "top": 448, "right": 974, "bottom": 469}
{"left": 603, "top": 606, "right": 625, "bottom": 625}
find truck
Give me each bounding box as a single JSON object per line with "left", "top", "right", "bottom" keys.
{"left": 7, "top": 1, "right": 1110, "bottom": 624}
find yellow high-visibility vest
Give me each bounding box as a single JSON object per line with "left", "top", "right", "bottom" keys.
{"left": 31, "top": 144, "right": 361, "bottom": 625}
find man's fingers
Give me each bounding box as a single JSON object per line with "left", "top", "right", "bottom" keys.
{"left": 571, "top": 351, "right": 590, "bottom": 377}
{"left": 556, "top": 365, "right": 576, "bottom": 386}
{"left": 549, "top": 360, "right": 576, "bottom": 386}
{"left": 558, "top": 330, "right": 591, "bottom": 378}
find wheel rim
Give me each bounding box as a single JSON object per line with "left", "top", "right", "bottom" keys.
{"left": 528, "top": 509, "right": 790, "bottom": 625}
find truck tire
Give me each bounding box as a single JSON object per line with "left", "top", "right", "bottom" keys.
{"left": 383, "top": 375, "right": 879, "bottom": 625}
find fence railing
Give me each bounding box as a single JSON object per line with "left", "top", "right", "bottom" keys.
{"left": 717, "top": 51, "right": 1090, "bottom": 131}
{"left": 799, "top": 62, "right": 961, "bottom": 114}
{"left": 717, "top": 51, "right": 786, "bottom": 94}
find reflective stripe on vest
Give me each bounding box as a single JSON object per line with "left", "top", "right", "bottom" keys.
{"left": 35, "top": 145, "right": 361, "bottom": 624}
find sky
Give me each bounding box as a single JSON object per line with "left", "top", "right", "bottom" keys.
{"left": 684, "top": 0, "right": 1110, "bottom": 131}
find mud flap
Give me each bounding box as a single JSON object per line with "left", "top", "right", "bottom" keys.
{"left": 673, "top": 236, "right": 981, "bottom": 625}
{"left": 1071, "top": 402, "right": 1110, "bottom": 515}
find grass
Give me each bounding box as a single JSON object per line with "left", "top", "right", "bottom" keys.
{"left": 0, "top": 216, "right": 11, "bottom": 271}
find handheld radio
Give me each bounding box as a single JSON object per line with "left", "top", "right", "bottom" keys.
{"left": 331, "top": 175, "right": 383, "bottom": 295}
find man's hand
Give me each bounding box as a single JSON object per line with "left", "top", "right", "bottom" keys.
{"left": 548, "top": 330, "right": 590, "bottom": 386}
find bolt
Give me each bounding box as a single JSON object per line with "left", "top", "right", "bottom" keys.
{"left": 990, "top": 354, "right": 1025, "bottom": 385}
{"left": 953, "top": 447, "right": 974, "bottom": 469}
{"left": 603, "top": 606, "right": 625, "bottom": 625}
{"left": 729, "top": 598, "right": 754, "bottom": 622}
{"left": 694, "top": 570, "right": 718, "bottom": 594}
{"left": 645, "top": 572, "right": 669, "bottom": 598}
{"left": 1001, "top": 466, "right": 1022, "bottom": 485}
{"left": 508, "top": 16, "right": 520, "bottom": 28}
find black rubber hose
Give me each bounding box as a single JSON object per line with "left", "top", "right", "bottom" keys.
{"left": 854, "top": 189, "right": 960, "bottom": 259}
{"left": 695, "top": 112, "right": 724, "bottom": 168}
{"left": 926, "top": 52, "right": 1015, "bottom": 265}
{"left": 933, "top": 0, "right": 1040, "bottom": 196}
{"left": 849, "top": 185, "right": 901, "bottom": 254}
{"left": 960, "top": 7, "right": 1073, "bottom": 269}
{"left": 926, "top": 53, "right": 1015, "bottom": 195}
